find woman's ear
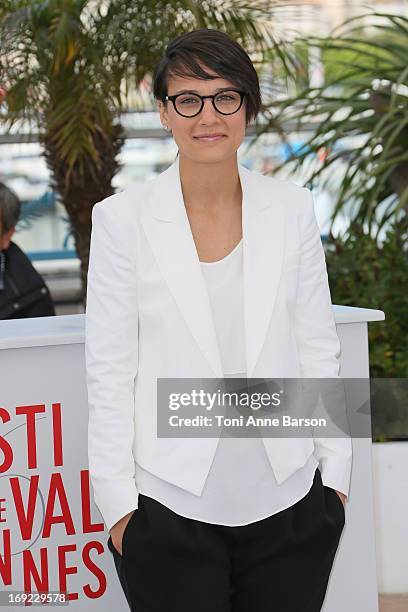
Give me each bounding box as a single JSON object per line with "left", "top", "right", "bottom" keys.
{"left": 157, "top": 100, "right": 168, "bottom": 128}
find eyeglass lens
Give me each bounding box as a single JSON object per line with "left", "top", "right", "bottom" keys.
{"left": 175, "top": 90, "right": 242, "bottom": 116}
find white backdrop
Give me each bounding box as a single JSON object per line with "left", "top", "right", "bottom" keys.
{"left": 0, "top": 308, "right": 384, "bottom": 611}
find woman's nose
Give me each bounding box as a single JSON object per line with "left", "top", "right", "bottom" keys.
{"left": 199, "top": 98, "right": 220, "bottom": 121}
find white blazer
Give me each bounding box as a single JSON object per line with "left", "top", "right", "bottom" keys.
{"left": 85, "top": 155, "right": 353, "bottom": 532}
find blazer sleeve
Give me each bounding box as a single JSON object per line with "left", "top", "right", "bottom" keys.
{"left": 293, "top": 188, "right": 353, "bottom": 498}
{"left": 85, "top": 200, "right": 140, "bottom": 533}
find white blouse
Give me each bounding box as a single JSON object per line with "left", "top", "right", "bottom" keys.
{"left": 134, "top": 238, "right": 318, "bottom": 525}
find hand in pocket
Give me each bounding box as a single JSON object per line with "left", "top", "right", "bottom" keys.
{"left": 334, "top": 490, "right": 347, "bottom": 508}
{"left": 110, "top": 509, "right": 135, "bottom": 556}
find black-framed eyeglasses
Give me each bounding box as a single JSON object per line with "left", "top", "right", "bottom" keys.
{"left": 164, "top": 89, "right": 248, "bottom": 118}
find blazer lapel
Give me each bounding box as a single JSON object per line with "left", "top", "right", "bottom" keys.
{"left": 242, "top": 165, "right": 285, "bottom": 377}
{"left": 140, "top": 155, "right": 285, "bottom": 378}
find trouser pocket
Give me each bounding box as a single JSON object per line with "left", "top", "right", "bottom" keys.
{"left": 323, "top": 483, "right": 346, "bottom": 527}
{"left": 107, "top": 495, "right": 145, "bottom": 560}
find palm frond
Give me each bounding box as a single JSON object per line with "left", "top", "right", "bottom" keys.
{"left": 258, "top": 11, "right": 408, "bottom": 235}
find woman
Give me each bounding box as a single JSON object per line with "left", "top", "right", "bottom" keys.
{"left": 85, "top": 28, "right": 352, "bottom": 612}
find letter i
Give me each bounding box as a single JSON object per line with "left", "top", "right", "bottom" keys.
{"left": 52, "top": 403, "right": 63, "bottom": 467}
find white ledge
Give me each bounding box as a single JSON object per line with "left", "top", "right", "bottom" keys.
{"left": 0, "top": 314, "right": 86, "bottom": 350}
{"left": 0, "top": 306, "right": 385, "bottom": 351}
{"left": 332, "top": 304, "right": 385, "bottom": 324}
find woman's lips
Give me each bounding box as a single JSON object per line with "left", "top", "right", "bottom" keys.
{"left": 193, "top": 135, "right": 226, "bottom": 142}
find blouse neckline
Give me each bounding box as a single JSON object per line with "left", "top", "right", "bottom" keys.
{"left": 199, "top": 239, "right": 243, "bottom": 266}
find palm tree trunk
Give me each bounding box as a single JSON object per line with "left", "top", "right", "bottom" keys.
{"left": 42, "top": 123, "right": 125, "bottom": 306}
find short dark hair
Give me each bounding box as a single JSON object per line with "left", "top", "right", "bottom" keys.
{"left": 0, "top": 183, "right": 21, "bottom": 236}
{"left": 152, "top": 28, "right": 263, "bottom": 127}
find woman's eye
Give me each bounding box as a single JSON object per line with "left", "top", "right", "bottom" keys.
{"left": 180, "top": 97, "right": 199, "bottom": 105}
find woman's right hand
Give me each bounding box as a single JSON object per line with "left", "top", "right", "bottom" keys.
{"left": 109, "top": 509, "right": 135, "bottom": 556}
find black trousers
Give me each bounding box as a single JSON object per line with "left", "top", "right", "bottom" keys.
{"left": 107, "top": 467, "right": 345, "bottom": 612}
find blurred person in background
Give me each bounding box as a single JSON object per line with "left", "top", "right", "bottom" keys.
{"left": 0, "top": 182, "right": 55, "bottom": 319}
